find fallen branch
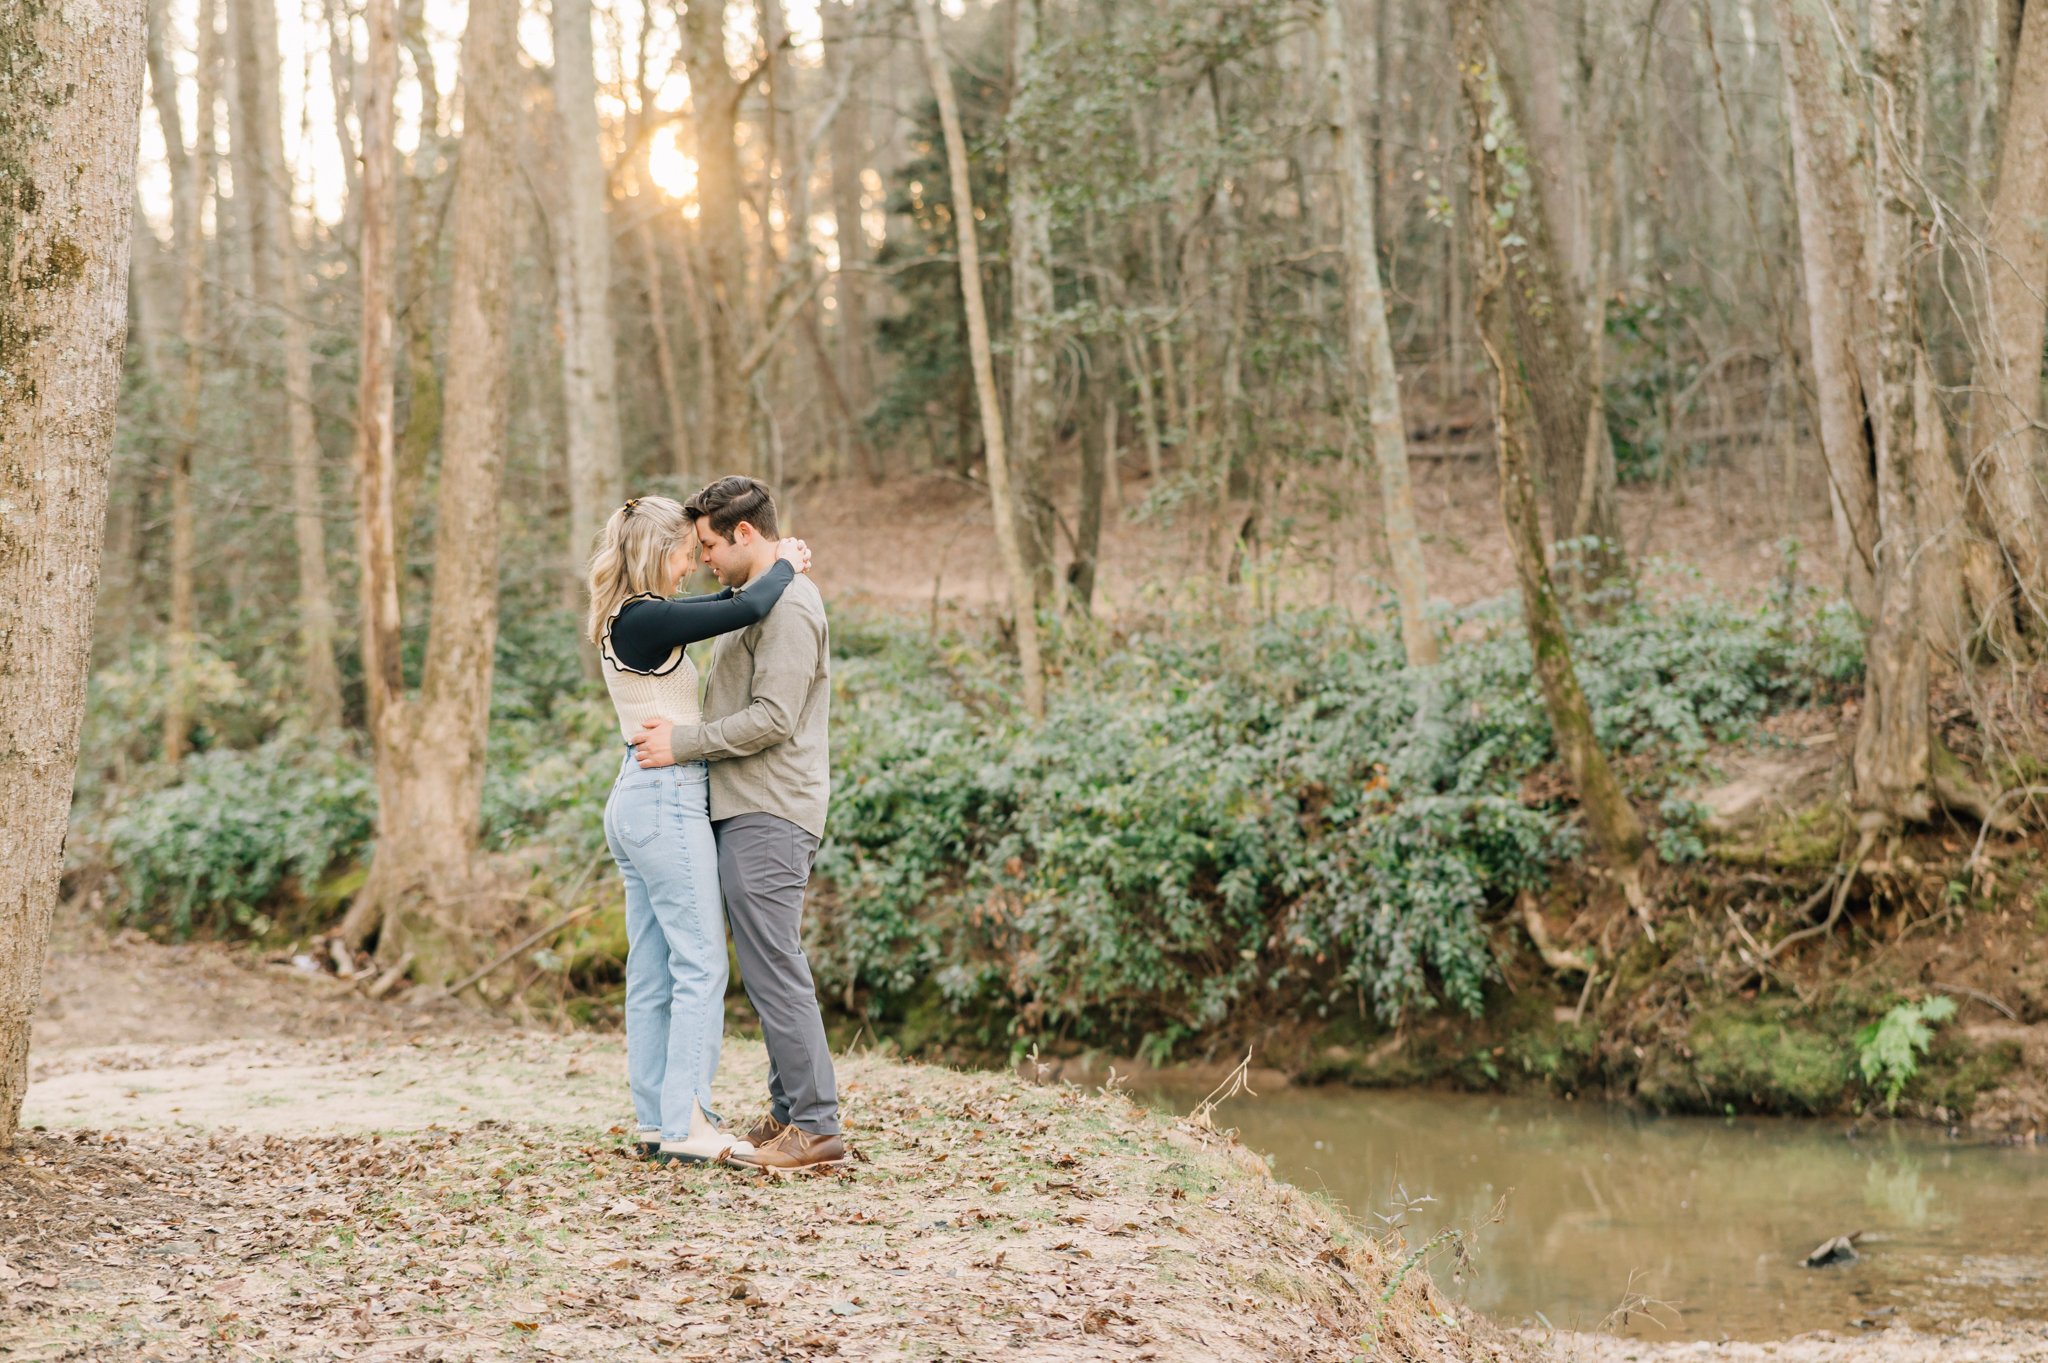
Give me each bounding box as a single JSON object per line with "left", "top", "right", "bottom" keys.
{"left": 1929, "top": 980, "right": 2019, "bottom": 1021}
{"left": 445, "top": 854, "right": 610, "bottom": 999}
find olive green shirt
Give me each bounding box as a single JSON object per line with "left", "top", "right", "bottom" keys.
{"left": 667, "top": 572, "right": 831, "bottom": 839}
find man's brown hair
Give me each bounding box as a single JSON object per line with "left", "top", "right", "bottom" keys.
{"left": 684, "top": 475, "right": 779, "bottom": 542}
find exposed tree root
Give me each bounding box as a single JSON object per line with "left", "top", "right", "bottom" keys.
{"left": 1760, "top": 826, "right": 1879, "bottom": 961}
{"left": 1519, "top": 891, "right": 1595, "bottom": 975}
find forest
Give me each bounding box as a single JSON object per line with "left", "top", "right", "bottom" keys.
{"left": 7, "top": 0, "right": 2048, "bottom": 1150}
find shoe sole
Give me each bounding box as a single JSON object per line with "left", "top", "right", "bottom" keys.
{"left": 651, "top": 1149, "right": 738, "bottom": 1166}
{"left": 733, "top": 1156, "right": 853, "bottom": 1176}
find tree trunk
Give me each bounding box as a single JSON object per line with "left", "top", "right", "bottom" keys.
{"left": 1326, "top": 0, "right": 1437, "bottom": 667}
{"left": 1007, "top": 0, "right": 1059, "bottom": 605}
{"left": 235, "top": 0, "right": 346, "bottom": 731}
{"left": 322, "top": 0, "right": 361, "bottom": 247}
{"left": 682, "top": 0, "right": 754, "bottom": 472}
{"left": 393, "top": 0, "right": 444, "bottom": 552}
{"left": 355, "top": 0, "right": 522, "bottom": 979}
{"left": 0, "top": 0, "right": 144, "bottom": 1149}
{"left": 1456, "top": 0, "right": 1645, "bottom": 865}
{"left": 1854, "top": 0, "right": 1938, "bottom": 825}
{"left": 915, "top": 0, "right": 1045, "bottom": 719}
{"left": 1967, "top": 0, "right": 2048, "bottom": 630}
{"left": 339, "top": 0, "right": 405, "bottom": 955}
{"left": 552, "top": 0, "right": 624, "bottom": 572}
{"left": 1776, "top": 0, "right": 1882, "bottom": 620}
{"left": 148, "top": 0, "right": 211, "bottom": 764}
{"left": 1480, "top": 0, "right": 1627, "bottom": 601}
{"left": 822, "top": 0, "right": 875, "bottom": 475}
{"left": 636, "top": 215, "right": 695, "bottom": 479}
{"left": 1070, "top": 343, "right": 1111, "bottom": 612}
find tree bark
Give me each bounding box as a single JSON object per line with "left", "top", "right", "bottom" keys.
{"left": 552, "top": 0, "right": 624, "bottom": 573}
{"left": 344, "top": 0, "right": 404, "bottom": 854}
{"left": 393, "top": 0, "right": 444, "bottom": 551}
{"left": 1480, "top": 0, "right": 1627, "bottom": 601}
{"left": 1456, "top": 0, "right": 1645, "bottom": 864}
{"left": 351, "top": 0, "right": 522, "bottom": 978}
{"left": 1326, "top": 0, "right": 1437, "bottom": 667}
{"left": 822, "top": 0, "right": 875, "bottom": 476}
{"left": 235, "top": 0, "right": 346, "bottom": 731}
{"left": 915, "top": 0, "right": 1045, "bottom": 719}
{"left": 1967, "top": 0, "right": 2048, "bottom": 629}
{"left": 1007, "top": 0, "right": 1059, "bottom": 605}
{"left": 1776, "top": 0, "right": 1882, "bottom": 620}
{"left": 0, "top": 0, "right": 144, "bottom": 1149}
{"left": 1853, "top": 0, "right": 1938, "bottom": 825}
{"left": 681, "top": 0, "right": 754, "bottom": 471}
{"left": 148, "top": 0, "right": 211, "bottom": 764}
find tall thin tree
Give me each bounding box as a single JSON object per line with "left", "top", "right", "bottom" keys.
{"left": 1325, "top": 0, "right": 1437, "bottom": 667}
{"left": 236, "top": 0, "right": 346, "bottom": 730}
{"left": 1456, "top": 0, "right": 1645, "bottom": 865}
{"left": 915, "top": 0, "right": 1045, "bottom": 719}
{"left": 552, "top": 0, "right": 624, "bottom": 576}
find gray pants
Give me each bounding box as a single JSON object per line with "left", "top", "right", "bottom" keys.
{"left": 713, "top": 812, "right": 841, "bottom": 1135}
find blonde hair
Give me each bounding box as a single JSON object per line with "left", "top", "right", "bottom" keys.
{"left": 586, "top": 495, "right": 693, "bottom": 644}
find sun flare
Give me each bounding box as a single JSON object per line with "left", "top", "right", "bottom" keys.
{"left": 647, "top": 128, "right": 699, "bottom": 202}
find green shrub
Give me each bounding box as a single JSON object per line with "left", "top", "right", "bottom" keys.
{"left": 817, "top": 594, "right": 1860, "bottom": 1049}
{"left": 89, "top": 738, "right": 375, "bottom": 937}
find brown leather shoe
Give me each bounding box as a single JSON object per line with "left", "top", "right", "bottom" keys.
{"left": 743, "top": 1113, "right": 789, "bottom": 1148}
{"left": 733, "top": 1124, "right": 848, "bottom": 1172}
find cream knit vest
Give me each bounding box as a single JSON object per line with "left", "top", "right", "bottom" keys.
{"left": 599, "top": 596, "right": 703, "bottom": 741}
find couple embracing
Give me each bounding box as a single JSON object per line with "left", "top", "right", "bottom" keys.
{"left": 584, "top": 476, "right": 844, "bottom": 1172}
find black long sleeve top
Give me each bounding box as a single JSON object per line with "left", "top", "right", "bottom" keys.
{"left": 602, "top": 559, "right": 797, "bottom": 674}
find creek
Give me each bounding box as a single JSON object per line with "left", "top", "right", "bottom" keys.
{"left": 1137, "top": 1084, "right": 2047, "bottom": 1340}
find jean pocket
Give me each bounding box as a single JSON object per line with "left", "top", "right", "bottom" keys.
{"left": 610, "top": 779, "right": 665, "bottom": 848}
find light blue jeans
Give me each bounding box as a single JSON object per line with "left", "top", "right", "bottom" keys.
{"left": 605, "top": 754, "right": 725, "bottom": 1142}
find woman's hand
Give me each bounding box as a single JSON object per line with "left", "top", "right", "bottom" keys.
{"left": 776, "top": 537, "right": 812, "bottom": 574}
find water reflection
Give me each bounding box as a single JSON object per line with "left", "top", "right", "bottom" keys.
{"left": 1135, "top": 1085, "right": 2048, "bottom": 1339}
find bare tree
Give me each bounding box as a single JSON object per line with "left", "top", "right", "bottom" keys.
{"left": 1457, "top": 0, "right": 1645, "bottom": 865}
{"left": 1776, "top": 0, "right": 2008, "bottom": 831}
{"left": 1967, "top": 0, "right": 2048, "bottom": 628}
{"left": 1008, "top": 0, "right": 1059, "bottom": 604}
{"left": 339, "top": 0, "right": 522, "bottom": 975}
{"left": 681, "top": 0, "right": 755, "bottom": 468}
{"left": 235, "top": 0, "right": 346, "bottom": 730}
{"left": 915, "top": 0, "right": 1045, "bottom": 719}
{"left": 822, "top": 0, "right": 875, "bottom": 475}
{"left": 1325, "top": 0, "right": 1437, "bottom": 667}
{"left": 0, "top": 0, "right": 145, "bottom": 1148}
{"left": 552, "top": 0, "right": 625, "bottom": 572}
{"left": 146, "top": 0, "right": 213, "bottom": 764}
{"left": 1480, "top": 0, "right": 1627, "bottom": 599}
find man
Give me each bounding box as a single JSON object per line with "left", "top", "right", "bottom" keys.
{"left": 628, "top": 475, "right": 845, "bottom": 1171}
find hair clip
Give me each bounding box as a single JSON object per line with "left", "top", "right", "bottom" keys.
{"left": 622, "top": 498, "right": 640, "bottom": 515}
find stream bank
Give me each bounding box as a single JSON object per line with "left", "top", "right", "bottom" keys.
{"left": 6, "top": 937, "right": 1515, "bottom": 1363}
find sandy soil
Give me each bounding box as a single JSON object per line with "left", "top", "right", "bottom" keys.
{"left": 6, "top": 935, "right": 1515, "bottom": 1362}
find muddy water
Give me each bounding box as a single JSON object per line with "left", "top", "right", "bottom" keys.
{"left": 1138, "top": 1085, "right": 2048, "bottom": 1340}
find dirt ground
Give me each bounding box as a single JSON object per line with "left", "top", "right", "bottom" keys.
{"left": 6, "top": 930, "right": 1516, "bottom": 1363}
{"left": 788, "top": 457, "right": 1837, "bottom": 620}
{"left": 12, "top": 934, "right": 2046, "bottom": 1360}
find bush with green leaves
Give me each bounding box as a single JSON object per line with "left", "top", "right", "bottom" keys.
{"left": 817, "top": 594, "right": 1861, "bottom": 1049}
{"left": 88, "top": 738, "right": 376, "bottom": 937}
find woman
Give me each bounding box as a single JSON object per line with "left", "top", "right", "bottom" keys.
{"left": 586, "top": 494, "right": 809, "bottom": 1164}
